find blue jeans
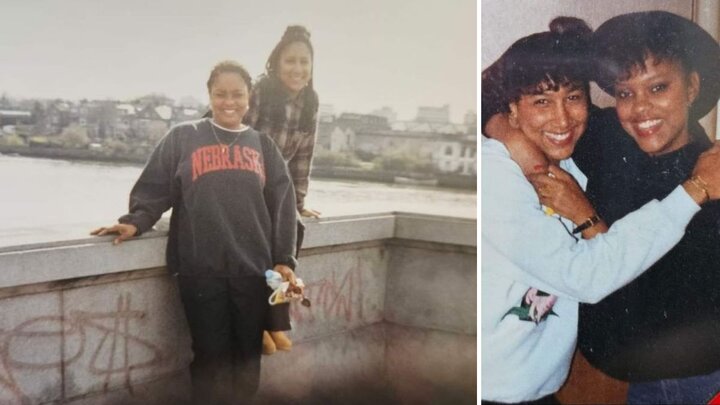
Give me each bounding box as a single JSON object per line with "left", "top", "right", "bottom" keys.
{"left": 627, "top": 368, "right": 720, "bottom": 404}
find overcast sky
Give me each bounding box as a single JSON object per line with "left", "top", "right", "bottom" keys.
{"left": 0, "top": 0, "right": 476, "bottom": 122}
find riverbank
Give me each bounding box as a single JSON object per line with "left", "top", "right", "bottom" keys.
{"left": 0, "top": 144, "right": 148, "bottom": 165}
{"left": 0, "top": 145, "right": 476, "bottom": 190}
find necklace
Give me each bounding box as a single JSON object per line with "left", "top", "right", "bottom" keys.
{"left": 210, "top": 120, "right": 244, "bottom": 153}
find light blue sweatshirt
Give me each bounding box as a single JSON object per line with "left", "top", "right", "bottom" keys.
{"left": 481, "top": 137, "right": 700, "bottom": 403}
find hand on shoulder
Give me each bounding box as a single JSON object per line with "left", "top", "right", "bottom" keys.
{"left": 687, "top": 142, "right": 720, "bottom": 203}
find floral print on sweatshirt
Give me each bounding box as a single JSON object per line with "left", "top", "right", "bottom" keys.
{"left": 503, "top": 288, "right": 558, "bottom": 324}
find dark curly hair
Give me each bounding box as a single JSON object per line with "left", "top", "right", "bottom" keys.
{"left": 481, "top": 17, "right": 593, "bottom": 131}
{"left": 258, "top": 25, "right": 319, "bottom": 134}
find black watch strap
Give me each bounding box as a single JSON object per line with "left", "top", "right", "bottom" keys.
{"left": 572, "top": 214, "right": 601, "bottom": 234}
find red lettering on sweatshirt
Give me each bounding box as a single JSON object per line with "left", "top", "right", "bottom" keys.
{"left": 192, "top": 149, "right": 203, "bottom": 181}
{"left": 233, "top": 145, "right": 247, "bottom": 170}
{"left": 255, "top": 150, "right": 266, "bottom": 184}
{"left": 242, "top": 147, "right": 265, "bottom": 185}
{"left": 221, "top": 147, "right": 233, "bottom": 169}
{"left": 203, "top": 147, "right": 213, "bottom": 172}
{"left": 242, "top": 146, "right": 255, "bottom": 171}
{"left": 211, "top": 146, "right": 222, "bottom": 170}
{"left": 191, "top": 144, "right": 264, "bottom": 182}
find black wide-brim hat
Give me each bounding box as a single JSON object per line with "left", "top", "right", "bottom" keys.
{"left": 593, "top": 11, "right": 720, "bottom": 119}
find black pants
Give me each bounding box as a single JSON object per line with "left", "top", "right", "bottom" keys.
{"left": 265, "top": 219, "right": 305, "bottom": 331}
{"left": 178, "top": 275, "right": 268, "bottom": 404}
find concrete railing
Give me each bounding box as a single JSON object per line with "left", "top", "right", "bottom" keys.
{"left": 0, "top": 212, "right": 476, "bottom": 404}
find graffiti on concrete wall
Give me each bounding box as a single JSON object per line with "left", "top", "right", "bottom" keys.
{"left": 289, "top": 258, "right": 368, "bottom": 325}
{"left": 0, "top": 293, "right": 166, "bottom": 403}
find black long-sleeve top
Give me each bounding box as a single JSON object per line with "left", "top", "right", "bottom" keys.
{"left": 119, "top": 118, "right": 298, "bottom": 277}
{"left": 575, "top": 107, "right": 720, "bottom": 381}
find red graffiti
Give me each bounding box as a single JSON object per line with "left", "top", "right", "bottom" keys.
{"left": 290, "top": 263, "right": 365, "bottom": 325}
{"left": 0, "top": 293, "right": 165, "bottom": 403}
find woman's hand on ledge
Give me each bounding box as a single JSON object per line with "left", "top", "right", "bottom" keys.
{"left": 90, "top": 223, "right": 138, "bottom": 245}
{"left": 300, "top": 207, "right": 321, "bottom": 218}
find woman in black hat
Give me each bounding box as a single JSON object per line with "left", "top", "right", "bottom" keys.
{"left": 573, "top": 11, "right": 720, "bottom": 404}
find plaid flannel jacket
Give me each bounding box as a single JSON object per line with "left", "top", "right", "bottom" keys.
{"left": 244, "top": 77, "right": 318, "bottom": 211}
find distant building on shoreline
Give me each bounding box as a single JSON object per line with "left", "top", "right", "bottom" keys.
{"left": 415, "top": 104, "right": 450, "bottom": 124}
{"left": 370, "top": 106, "right": 398, "bottom": 124}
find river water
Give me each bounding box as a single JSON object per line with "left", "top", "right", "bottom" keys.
{"left": 0, "top": 155, "right": 476, "bottom": 248}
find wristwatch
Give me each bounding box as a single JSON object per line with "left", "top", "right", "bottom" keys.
{"left": 572, "top": 214, "right": 601, "bottom": 234}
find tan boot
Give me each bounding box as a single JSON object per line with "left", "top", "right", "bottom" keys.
{"left": 270, "top": 331, "right": 292, "bottom": 351}
{"left": 262, "top": 330, "right": 276, "bottom": 355}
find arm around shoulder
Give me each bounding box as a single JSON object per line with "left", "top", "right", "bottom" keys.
{"left": 483, "top": 142, "right": 700, "bottom": 303}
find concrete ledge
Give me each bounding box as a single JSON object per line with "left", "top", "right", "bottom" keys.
{"left": 0, "top": 212, "right": 475, "bottom": 290}
{"left": 303, "top": 213, "right": 396, "bottom": 248}
{"left": 394, "top": 212, "right": 477, "bottom": 247}
{"left": 0, "top": 237, "right": 167, "bottom": 289}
